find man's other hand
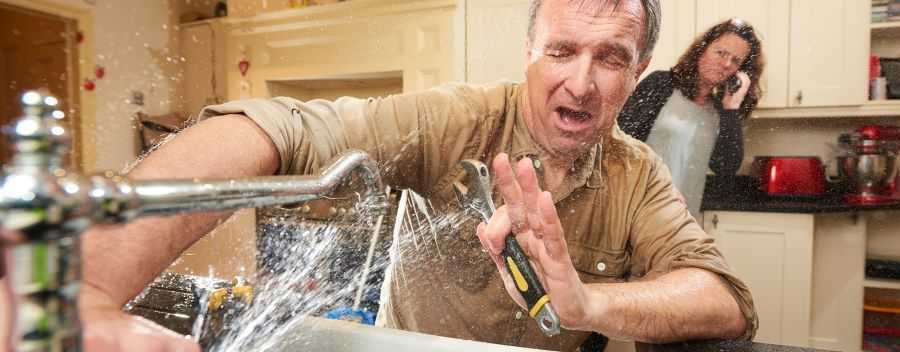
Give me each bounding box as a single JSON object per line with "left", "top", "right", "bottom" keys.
{"left": 81, "top": 285, "right": 200, "bottom": 352}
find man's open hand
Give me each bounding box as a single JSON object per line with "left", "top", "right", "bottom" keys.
{"left": 475, "top": 153, "right": 594, "bottom": 331}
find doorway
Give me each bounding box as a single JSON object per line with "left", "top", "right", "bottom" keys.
{"left": 0, "top": 2, "right": 80, "bottom": 167}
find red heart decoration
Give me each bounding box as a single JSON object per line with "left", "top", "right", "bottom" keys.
{"left": 95, "top": 66, "right": 105, "bottom": 79}
{"left": 83, "top": 79, "right": 95, "bottom": 91}
{"left": 238, "top": 58, "right": 250, "bottom": 77}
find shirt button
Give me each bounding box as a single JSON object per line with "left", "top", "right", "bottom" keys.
{"left": 596, "top": 261, "right": 607, "bottom": 272}
{"left": 515, "top": 311, "right": 524, "bottom": 320}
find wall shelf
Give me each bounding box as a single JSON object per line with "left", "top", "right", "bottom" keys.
{"left": 752, "top": 101, "right": 900, "bottom": 118}
{"left": 872, "top": 21, "right": 900, "bottom": 37}
{"left": 864, "top": 277, "right": 900, "bottom": 290}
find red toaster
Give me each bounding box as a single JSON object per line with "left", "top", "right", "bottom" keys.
{"left": 750, "top": 156, "right": 826, "bottom": 196}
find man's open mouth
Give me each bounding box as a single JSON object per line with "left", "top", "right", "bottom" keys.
{"left": 556, "top": 107, "right": 594, "bottom": 123}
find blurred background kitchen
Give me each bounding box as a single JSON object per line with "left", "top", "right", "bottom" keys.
{"left": 1, "top": 0, "right": 900, "bottom": 351}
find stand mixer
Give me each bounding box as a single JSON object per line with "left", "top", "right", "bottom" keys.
{"left": 837, "top": 125, "right": 900, "bottom": 204}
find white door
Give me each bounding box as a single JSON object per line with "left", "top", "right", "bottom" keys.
{"left": 695, "top": 0, "right": 790, "bottom": 108}
{"left": 703, "top": 211, "right": 814, "bottom": 347}
{"left": 788, "top": 0, "right": 869, "bottom": 107}
{"left": 643, "top": 0, "right": 697, "bottom": 78}
{"left": 466, "top": 0, "right": 530, "bottom": 84}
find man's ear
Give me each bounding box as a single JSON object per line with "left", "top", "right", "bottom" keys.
{"left": 635, "top": 57, "right": 651, "bottom": 79}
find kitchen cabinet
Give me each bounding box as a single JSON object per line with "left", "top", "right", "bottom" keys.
{"left": 695, "top": 0, "right": 789, "bottom": 109}
{"left": 465, "top": 0, "right": 529, "bottom": 84}
{"left": 180, "top": 19, "right": 227, "bottom": 119}
{"left": 703, "top": 210, "right": 868, "bottom": 352}
{"left": 694, "top": 0, "right": 867, "bottom": 109}
{"left": 787, "top": 0, "right": 869, "bottom": 108}
{"left": 702, "top": 211, "right": 814, "bottom": 347}
{"left": 642, "top": 0, "right": 696, "bottom": 78}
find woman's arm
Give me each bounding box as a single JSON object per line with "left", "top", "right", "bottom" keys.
{"left": 708, "top": 109, "right": 744, "bottom": 176}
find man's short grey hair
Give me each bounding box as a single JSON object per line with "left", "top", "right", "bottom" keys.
{"left": 527, "top": 0, "right": 661, "bottom": 62}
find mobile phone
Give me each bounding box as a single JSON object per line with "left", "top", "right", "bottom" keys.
{"left": 720, "top": 75, "right": 742, "bottom": 94}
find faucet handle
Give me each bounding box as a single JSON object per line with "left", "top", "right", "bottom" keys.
{"left": 8, "top": 90, "right": 70, "bottom": 159}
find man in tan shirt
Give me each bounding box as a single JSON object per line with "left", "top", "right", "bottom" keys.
{"left": 76, "top": 0, "right": 756, "bottom": 351}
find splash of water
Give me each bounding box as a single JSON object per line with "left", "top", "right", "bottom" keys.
{"left": 206, "top": 190, "right": 469, "bottom": 352}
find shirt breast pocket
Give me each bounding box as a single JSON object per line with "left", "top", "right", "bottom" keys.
{"left": 568, "top": 242, "right": 630, "bottom": 283}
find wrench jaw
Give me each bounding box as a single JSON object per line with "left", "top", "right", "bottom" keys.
{"left": 453, "top": 182, "right": 492, "bottom": 223}
{"left": 454, "top": 160, "right": 495, "bottom": 222}
{"left": 535, "top": 303, "right": 561, "bottom": 336}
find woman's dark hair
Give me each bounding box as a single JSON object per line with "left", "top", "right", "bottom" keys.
{"left": 671, "top": 18, "right": 765, "bottom": 119}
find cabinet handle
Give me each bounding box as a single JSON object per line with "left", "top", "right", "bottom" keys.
{"left": 712, "top": 214, "right": 719, "bottom": 229}
{"left": 796, "top": 90, "right": 803, "bottom": 105}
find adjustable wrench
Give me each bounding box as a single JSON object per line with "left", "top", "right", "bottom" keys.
{"left": 452, "top": 159, "right": 561, "bottom": 337}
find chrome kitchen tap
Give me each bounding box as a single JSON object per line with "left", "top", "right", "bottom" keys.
{"left": 0, "top": 91, "right": 387, "bottom": 351}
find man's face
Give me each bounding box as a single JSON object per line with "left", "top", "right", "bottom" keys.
{"left": 523, "top": 0, "right": 648, "bottom": 158}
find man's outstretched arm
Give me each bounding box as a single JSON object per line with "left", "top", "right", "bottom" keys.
{"left": 79, "top": 114, "right": 279, "bottom": 351}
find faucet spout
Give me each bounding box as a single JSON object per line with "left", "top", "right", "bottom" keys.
{"left": 106, "top": 149, "right": 387, "bottom": 221}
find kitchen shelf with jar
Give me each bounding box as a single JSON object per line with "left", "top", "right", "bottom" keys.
{"left": 865, "top": 277, "right": 900, "bottom": 290}
{"left": 872, "top": 20, "right": 900, "bottom": 37}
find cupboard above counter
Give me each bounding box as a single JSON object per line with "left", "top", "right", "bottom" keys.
{"left": 646, "top": 0, "right": 871, "bottom": 118}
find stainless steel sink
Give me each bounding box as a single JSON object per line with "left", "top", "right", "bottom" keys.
{"left": 266, "top": 317, "right": 552, "bottom": 352}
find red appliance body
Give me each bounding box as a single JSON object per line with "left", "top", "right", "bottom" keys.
{"left": 751, "top": 156, "right": 826, "bottom": 196}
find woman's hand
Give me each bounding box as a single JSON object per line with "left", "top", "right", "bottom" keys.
{"left": 721, "top": 71, "right": 751, "bottom": 110}
{"left": 475, "top": 153, "right": 594, "bottom": 330}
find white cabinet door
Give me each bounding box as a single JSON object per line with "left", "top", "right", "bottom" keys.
{"left": 643, "top": 0, "right": 696, "bottom": 78}
{"left": 788, "top": 0, "right": 869, "bottom": 107}
{"left": 695, "top": 0, "right": 790, "bottom": 108}
{"left": 466, "top": 0, "right": 529, "bottom": 84}
{"left": 703, "top": 211, "right": 814, "bottom": 347}
{"left": 180, "top": 20, "right": 227, "bottom": 117}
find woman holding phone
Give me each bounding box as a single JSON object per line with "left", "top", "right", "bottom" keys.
{"left": 618, "top": 18, "right": 765, "bottom": 218}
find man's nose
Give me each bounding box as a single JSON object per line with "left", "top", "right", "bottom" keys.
{"left": 564, "top": 55, "right": 597, "bottom": 101}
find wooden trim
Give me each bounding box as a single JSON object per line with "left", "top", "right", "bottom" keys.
{"left": 0, "top": 0, "right": 95, "bottom": 172}
{"left": 753, "top": 101, "right": 900, "bottom": 119}
{"left": 226, "top": 0, "right": 456, "bottom": 36}
{"left": 864, "top": 277, "right": 900, "bottom": 290}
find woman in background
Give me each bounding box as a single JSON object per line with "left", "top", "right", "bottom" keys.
{"left": 618, "top": 18, "right": 765, "bottom": 218}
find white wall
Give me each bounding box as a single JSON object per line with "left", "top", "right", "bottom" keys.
{"left": 91, "top": 0, "right": 180, "bottom": 171}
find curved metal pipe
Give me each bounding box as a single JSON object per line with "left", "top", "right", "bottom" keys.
{"left": 115, "top": 150, "right": 386, "bottom": 220}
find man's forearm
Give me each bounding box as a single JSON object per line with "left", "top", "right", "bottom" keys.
{"left": 585, "top": 268, "right": 747, "bottom": 343}
{"left": 80, "top": 115, "right": 280, "bottom": 308}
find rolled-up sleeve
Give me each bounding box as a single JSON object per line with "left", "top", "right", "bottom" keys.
{"left": 627, "top": 156, "right": 758, "bottom": 341}
{"left": 198, "top": 83, "right": 496, "bottom": 193}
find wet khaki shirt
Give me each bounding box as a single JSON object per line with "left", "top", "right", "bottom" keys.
{"left": 200, "top": 82, "right": 758, "bottom": 351}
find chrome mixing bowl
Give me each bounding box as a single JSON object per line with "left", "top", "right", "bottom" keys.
{"left": 840, "top": 153, "right": 899, "bottom": 196}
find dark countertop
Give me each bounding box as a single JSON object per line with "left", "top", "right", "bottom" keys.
{"left": 646, "top": 340, "right": 832, "bottom": 352}
{"left": 700, "top": 176, "right": 900, "bottom": 213}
